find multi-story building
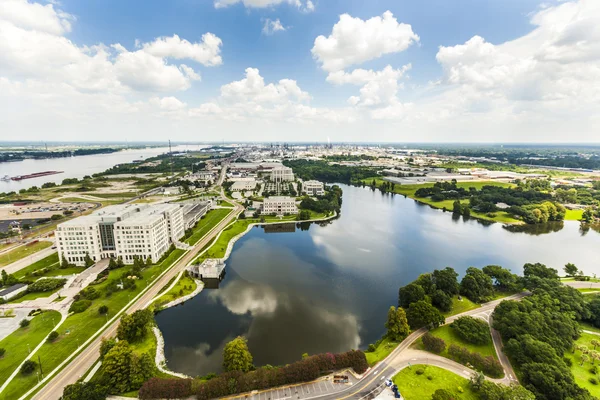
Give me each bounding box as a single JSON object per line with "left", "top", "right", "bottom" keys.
{"left": 270, "top": 167, "right": 294, "bottom": 183}
{"left": 262, "top": 196, "right": 297, "bottom": 215}
{"left": 302, "top": 180, "right": 325, "bottom": 196}
{"left": 56, "top": 204, "right": 184, "bottom": 266}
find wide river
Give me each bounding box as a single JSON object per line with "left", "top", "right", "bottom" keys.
{"left": 156, "top": 184, "right": 600, "bottom": 377}
{"left": 0, "top": 144, "right": 205, "bottom": 193}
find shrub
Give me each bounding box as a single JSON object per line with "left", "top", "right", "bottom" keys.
{"left": 590, "top": 365, "right": 598, "bottom": 375}
{"left": 98, "top": 305, "right": 109, "bottom": 315}
{"left": 0, "top": 348, "right": 5, "bottom": 357}
{"left": 589, "top": 377, "right": 598, "bottom": 385}
{"left": 78, "top": 287, "right": 101, "bottom": 301}
{"left": 563, "top": 357, "right": 573, "bottom": 367}
{"left": 27, "top": 278, "right": 66, "bottom": 293}
{"left": 47, "top": 331, "right": 59, "bottom": 343}
{"left": 139, "top": 378, "right": 193, "bottom": 399}
{"left": 20, "top": 360, "right": 37, "bottom": 375}
{"left": 367, "top": 344, "right": 376, "bottom": 352}
{"left": 69, "top": 299, "right": 92, "bottom": 314}
{"left": 448, "top": 344, "right": 503, "bottom": 378}
{"left": 20, "top": 319, "right": 30, "bottom": 328}
{"left": 422, "top": 333, "right": 446, "bottom": 354}
{"left": 427, "top": 375, "right": 433, "bottom": 380}
{"left": 450, "top": 316, "right": 491, "bottom": 345}
{"left": 416, "top": 368, "right": 425, "bottom": 375}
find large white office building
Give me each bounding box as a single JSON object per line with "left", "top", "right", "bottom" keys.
{"left": 262, "top": 196, "right": 297, "bottom": 215}
{"left": 302, "top": 180, "right": 325, "bottom": 196}
{"left": 56, "top": 204, "right": 184, "bottom": 266}
{"left": 270, "top": 167, "right": 294, "bottom": 183}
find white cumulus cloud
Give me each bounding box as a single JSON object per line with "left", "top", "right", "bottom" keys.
{"left": 214, "top": 0, "right": 314, "bottom": 12}
{"left": 262, "top": 18, "right": 286, "bottom": 35}
{"left": 312, "top": 11, "right": 419, "bottom": 72}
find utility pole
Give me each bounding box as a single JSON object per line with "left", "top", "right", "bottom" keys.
{"left": 38, "top": 354, "right": 44, "bottom": 379}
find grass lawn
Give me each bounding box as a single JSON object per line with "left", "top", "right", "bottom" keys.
{"left": 184, "top": 208, "right": 232, "bottom": 246}
{"left": 417, "top": 325, "right": 500, "bottom": 376}
{"left": 13, "top": 253, "right": 59, "bottom": 279}
{"left": 8, "top": 287, "right": 63, "bottom": 304}
{"left": 193, "top": 218, "right": 256, "bottom": 263}
{"left": 0, "top": 249, "right": 185, "bottom": 400}
{"left": 360, "top": 178, "right": 520, "bottom": 224}
{"left": 393, "top": 365, "right": 479, "bottom": 400}
{"left": 580, "top": 322, "right": 600, "bottom": 334}
{"left": 0, "top": 310, "right": 61, "bottom": 386}
{"left": 218, "top": 199, "right": 235, "bottom": 208}
{"left": 562, "top": 277, "right": 600, "bottom": 283}
{"left": 564, "top": 332, "right": 600, "bottom": 397}
{"left": 443, "top": 296, "right": 480, "bottom": 317}
{"left": 565, "top": 209, "right": 584, "bottom": 221}
{"left": 153, "top": 273, "right": 198, "bottom": 309}
{"left": 365, "top": 337, "right": 400, "bottom": 366}
{"left": 0, "top": 241, "right": 52, "bottom": 267}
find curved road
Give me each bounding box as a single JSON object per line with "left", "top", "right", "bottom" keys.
{"left": 29, "top": 197, "right": 243, "bottom": 400}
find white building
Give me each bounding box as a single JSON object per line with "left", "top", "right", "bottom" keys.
{"left": 270, "top": 167, "right": 294, "bottom": 183}
{"left": 231, "top": 180, "right": 257, "bottom": 191}
{"left": 302, "top": 180, "right": 325, "bottom": 196}
{"left": 56, "top": 204, "right": 184, "bottom": 266}
{"left": 262, "top": 196, "right": 297, "bottom": 215}
{"left": 0, "top": 284, "right": 28, "bottom": 301}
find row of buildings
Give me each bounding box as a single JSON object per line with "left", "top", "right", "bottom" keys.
{"left": 56, "top": 203, "right": 185, "bottom": 266}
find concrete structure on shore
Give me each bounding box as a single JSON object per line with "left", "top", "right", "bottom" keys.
{"left": 263, "top": 196, "right": 297, "bottom": 215}
{"left": 56, "top": 204, "right": 184, "bottom": 266}
{"left": 188, "top": 259, "right": 225, "bottom": 280}
{"left": 302, "top": 180, "right": 325, "bottom": 196}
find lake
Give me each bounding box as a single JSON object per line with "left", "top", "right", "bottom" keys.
{"left": 0, "top": 144, "right": 206, "bottom": 193}
{"left": 155, "top": 184, "right": 600, "bottom": 377}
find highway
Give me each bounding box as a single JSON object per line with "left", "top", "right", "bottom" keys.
{"left": 30, "top": 184, "right": 243, "bottom": 399}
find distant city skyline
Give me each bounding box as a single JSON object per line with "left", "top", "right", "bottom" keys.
{"left": 0, "top": 0, "right": 598, "bottom": 143}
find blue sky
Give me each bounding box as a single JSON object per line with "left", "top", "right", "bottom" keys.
{"left": 0, "top": 0, "right": 598, "bottom": 142}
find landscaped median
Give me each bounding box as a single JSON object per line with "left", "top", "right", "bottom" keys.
{"left": 0, "top": 249, "right": 187, "bottom": 400}
{"left": 0, "top": 241, "right": 52, "bottom": 268}
{"left": 393, "top": 365, "right": 478, "bottom": 400}
{"left": 184, "top": 208, "right": 232, "bottom": 246}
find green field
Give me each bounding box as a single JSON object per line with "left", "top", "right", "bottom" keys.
{"left": 0, "top": 249, "right": 185, "bottom": 400}
{"left": 443, "top": 296, "right": 480, "bottom": 317}
{"left": 565, "top": 209, "right": 584, "bottom": 221}
{"left": 580, "top": 322, "right": 600, "bottom": 334}
{"left": 393, "top": 365, "right": 479, "bottom": 400}
{"left": 8, "top": 287, "right": 63, "bottom": 304}
{"left": 0, "top": 311, "right": 61, "bottom": 386}
{"left": 361, "top": 178, "right": 520, "bottom": 224}
{"left": 218, "top": 199, "right": 235, "bottom": 208}
{"left": 153, "top": 273, "right": 198, "bottom": 309}
{"left": 418, "top": 324, "right": 499, "bottom": 374}
{"left": 365, "top": 337, "right": 400, "bottom": 366}
{"left": 193, "top": 219, "right": 255, "bottom": 263}
{"left": 0, "top": 241, "right": 52, "bottom": 267}
{"left": 184, "top": 208, "right": 232, "bottom": 245}
{"left": 13, "top": 253, "right": 59, "bottom": 279}
{"left": 564, "top": 332, "right": 600, "bottom": 397}
{"left": 12, "top": 253, "right": 85, "bottom": 282}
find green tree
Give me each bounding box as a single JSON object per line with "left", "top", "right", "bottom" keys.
{"left": 414, "top": 273, "right": 435, "bottom": 294}
{"left": 431, "top": 289, "right": 452, "bottom": 312}
{"left": 61, "top": 382, "right": 107, "bottom": 400}
{"left": 460, "top": 267, "right": 494, "bottom": 303}
{"left": 20, "top": 319, "right": 30, "bottom": 328}
{"left": 98, "top": 305, "right": 109, "bottom": 315}
{"left": 47, "top": 331, "right": 59, "bottom": 343}
{"left": 0, "top": 348, "right": 5, "bottom": 357}
{"left": 99, "top": 340, "right": 134, "bottom": 393}
{"left": 385, "top": 306, "right": 410, "bottom": 341}
{"left": 450, "top": 316, "right": 490, "bottom": 345}
{"left": 482, "top": 265, "right": 520, "bottom": 292}
{"left": 117, "top": 309, "right": 153, "bottom": 343}
{"left": 432, "top": 388, "right": 454, "bottom": 400}
{"left": 20, "top": 360, "right": 37, "bottom": 375}
{"left": 398, "top": 283, "right": 426, "bottom": 308}
{"left": 84, "top": 253, "right": 94, "bottom": 267}
{"left": 223, "top": 336, "right": 253, "bottom": 372}
{"left": 100, "top": 338, "right": 117, "bottom": 359}
{"left": 432, "top": 267, "right": 460, "bottom": 296}
{"left": 406, "top": 300, "right": 445, "bottom": 330}
{"left": 564, "top": 263, "right": 578, "bottom": 277}
{"left": 108, "top": 258, "right": 117, "bottom": 269}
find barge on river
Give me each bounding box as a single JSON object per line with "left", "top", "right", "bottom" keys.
{"left": 10, "top": 170, "right": 64, "bottom": 181}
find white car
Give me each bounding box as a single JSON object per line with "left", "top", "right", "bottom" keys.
{"left": 385, "top": 379, "right": 393, "bottom": 387}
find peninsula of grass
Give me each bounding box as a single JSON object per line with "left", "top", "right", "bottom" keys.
{"left": 418, "top": 324, "right": 498, "bottom": 362}
{"left": 393, "top": 365, "right": 478, "bottom": 400}
{"left": 443, "top": 296, "right": 480, "bottom": 317}
{"left": 0, "top": 241, "right": 52, "bottom": 267}
{"left": 194, "top": 218, "right": 255, "bottom": 263}
{"left": 365, "top": 337, "right": 400, "bottom": 366}
{"left": 564, "top": 332, "right": 600, "bottom": 397}
{"left": 184, "top": 208, "right": 232, "bottom": 246}
{"left": 153, "top": 272, "right": 198, "bottom": 309}
{"left": 360, "top": 178, "right": 520, "bottom": 224}
{"left": 0, "top": 310, "right": 61, "bottom": 386}
{"left": 0, "top": 249, "right": 185, "bottom": 400}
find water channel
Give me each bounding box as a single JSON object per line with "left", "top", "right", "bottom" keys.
{"left": 156, "top": 184, "right": 600, "bottom": 377}
{"left": 0, "top": 144, "right": 206, "bottom": 193}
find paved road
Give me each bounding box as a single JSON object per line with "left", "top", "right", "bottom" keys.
{"left": 3, "top": 243, "right": 56, "bottom": 275}
{"left": 30, "top": 200, "right": 243, "bottom": 400}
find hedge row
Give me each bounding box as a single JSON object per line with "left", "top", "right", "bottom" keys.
{"left": 448, "top": 344, "right": 503, "bottom": 378}
{"left": 139, "top": 350, "right": 368, "bottom": 400}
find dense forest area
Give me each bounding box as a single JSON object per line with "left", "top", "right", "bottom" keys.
{"left": 100, "top": 153, "right": 211, "bottom": 175}
{"left": 283, "top": 159, "right": 381, "bottom": 183}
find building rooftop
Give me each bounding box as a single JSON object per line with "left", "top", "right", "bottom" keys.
{"left": 0, "top": 283, "right": 27, "bottom": 297}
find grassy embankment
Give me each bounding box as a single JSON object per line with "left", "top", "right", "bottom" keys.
{"left": 152, "top": 273, "right": 198, "bottom": 309}
{"left": 0, "top": 311, "right": 61, "bottom": 386}
{"left": 0, "top": 241, "right": 52, "bottom": 268}
{"left": 184, "top": 208, "right": 232, "bottom": 246}
{"left": 360, "top": 178, "right": 520, "bottom": 224}
{"left": 0, "top": 249, "right": 185, "bottom": 400}
{"left": 565, "top": 209, "right": 584, "bottom": 221}
{"left": 217, "top": 199, "right": 235, "bottom": 208}
{"left": 416, "top": 324, "right": 500, "bottom": 371}
{"left": 564, "top": 332, "right": 600, "bottom": 397}
{"left": 393, "top": 365, "right": 479, "bottom": 400}
{"left": 12, "top": 253, "right": 84, "bottom": 280}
